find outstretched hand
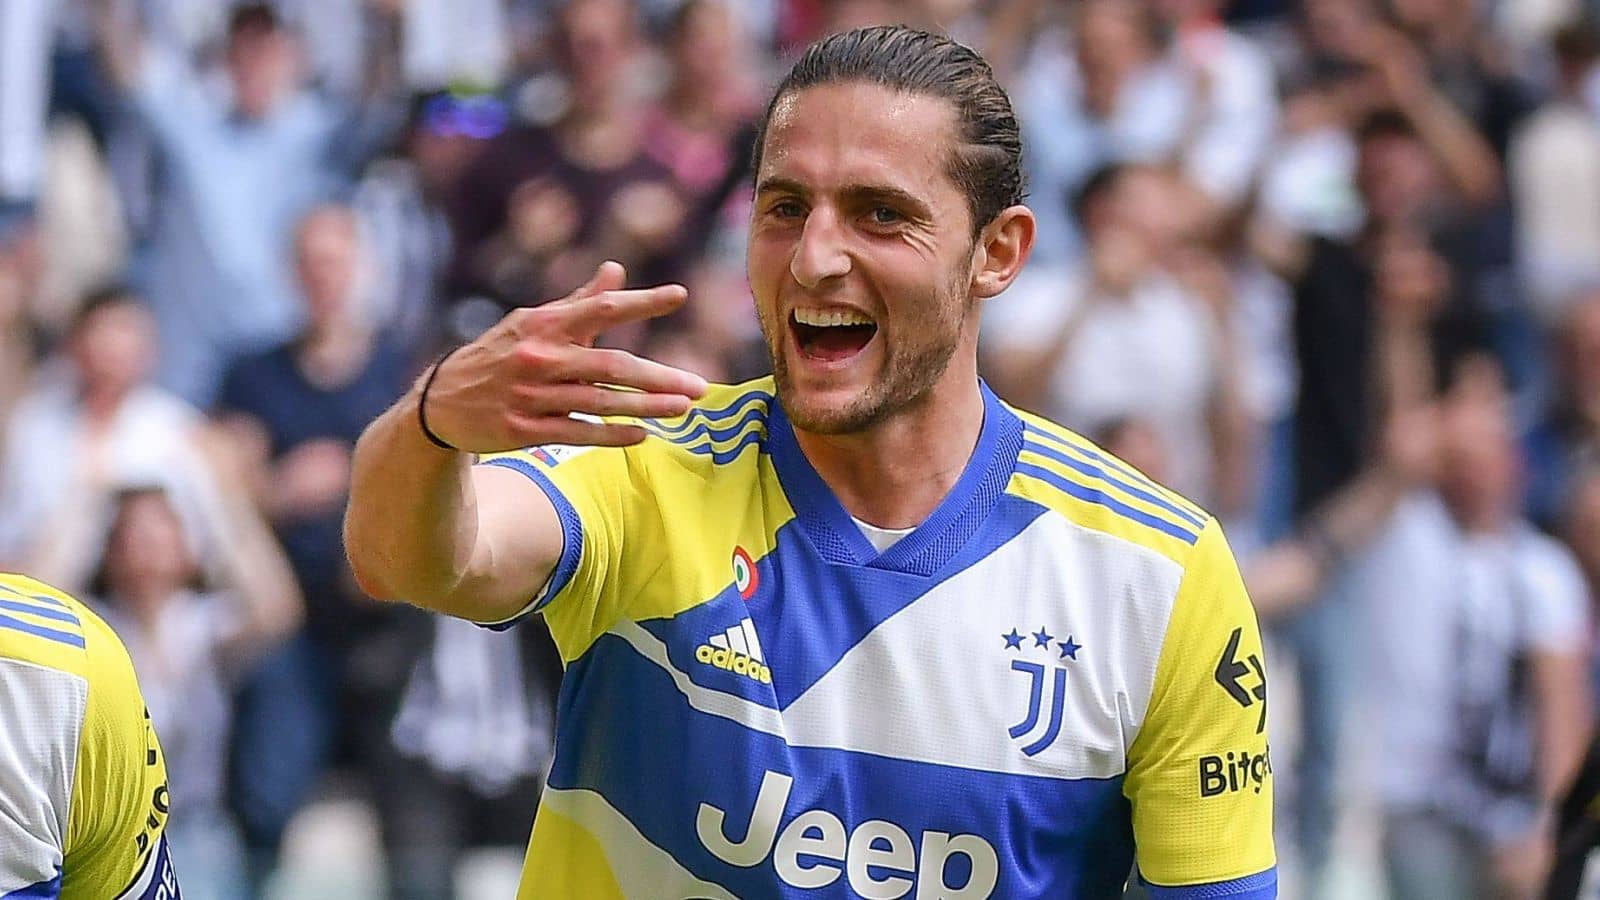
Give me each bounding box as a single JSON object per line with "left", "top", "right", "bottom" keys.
{"left": 420, "top": 261, "right": 709, "bottom": 453}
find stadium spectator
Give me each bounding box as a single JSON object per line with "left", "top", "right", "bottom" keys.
{"left": 1510, "top": 23, "right": 1600, "bottom": 318}
{"left": 212, "top": 204, "right": 418, "bottom": 894}
{"left": 451, "top": 0, "right": 686, "bottom": 310}
{"left": 90, "top": 480, "right": 301, "bottom": 900}
{"left": 640, "top": 0, "right": 762, "bottom": 269}
{"left": 984, "top": 163, "right": 1248, "bottom": 507}
{"left": 1149, "top": 0, "right": 1279, "bottom": 214}
{"left": 1359, "top": 358, "right": 1593, "bottom": 900}
{"left": 96, "top": 2, "right": 404, "bottom": 406}
{"left": 1258, "top": 108, "right": 1499, "bottom": 525}
{"left": 352, "top": 91, "right": 501, "bottom": 352}
{"left": 0, "top": 286, "right": 229, "bottom": 593}
{"left": 1387, "top": 0, "right": 1537, "bottom": 158}
{"left": 1015, "top": 0, "right": 1192, "bottom": 264}
{"left": 0, "top": 0, "right": 52, "bottom": 222}
{"left": 1525, "top": 292, "right": 1600, "bottom": 530}
{"left": 383, "top": 616, "right": 563, "bottom": 900}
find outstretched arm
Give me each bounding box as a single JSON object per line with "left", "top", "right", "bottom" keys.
{"left": 344, "top": 262, "right": 707, "bottom": 622}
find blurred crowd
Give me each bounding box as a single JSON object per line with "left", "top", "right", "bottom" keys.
{"left": 5, "top": 0, "right": 1600, "bottom": 897}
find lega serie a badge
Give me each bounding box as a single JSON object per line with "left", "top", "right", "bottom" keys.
{"left": 732, "top": 547, "right": 758, "bottom": 600}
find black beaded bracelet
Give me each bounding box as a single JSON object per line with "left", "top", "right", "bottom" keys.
{"left": 418, "top": 347, "right": 463, "bottom": 451}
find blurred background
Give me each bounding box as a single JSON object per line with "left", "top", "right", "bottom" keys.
{"left": 4, "top": 0, "right": 1600, "bottom": 897}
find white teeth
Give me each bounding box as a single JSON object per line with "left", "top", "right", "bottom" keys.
{"left": 793, "top": 308, "right": 875, "bottom": 327}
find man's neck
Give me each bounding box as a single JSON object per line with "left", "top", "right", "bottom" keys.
{"left": 297, "top": 318, "right": 373, "bottom": 388}
{"left": 791, "top": 374, "right": 986, "bottom": 530}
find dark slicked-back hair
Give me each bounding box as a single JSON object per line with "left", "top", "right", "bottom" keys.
{"left": 752, "top": 25, "right": 1026, "bottom": 236}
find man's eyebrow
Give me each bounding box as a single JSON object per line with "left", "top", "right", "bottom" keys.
{"left": 840, "top": 183, "right": 929, "bottom": 214}
{"left": 755, "top": 176, "right": 809, "bottom": 197}
{"left": 754, "top": 179, "right": 928, "bottom": 211}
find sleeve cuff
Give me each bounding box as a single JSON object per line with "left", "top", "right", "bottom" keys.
{"left": 472, "top": 457, "right": 585, "bottom": 630}
{"left": 1142, "top": 867, "right": 1277, "bottom": 900}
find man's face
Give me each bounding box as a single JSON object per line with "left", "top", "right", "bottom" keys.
{"left": 747, "top": 82, "right": 979, "bottom": 434}
{"left": 295, "top": 210, "right": 361, "bottom": 328}
{"left": 226, "top": 26, "right": 299, "bottom": 120}
{"left": 1357, "top": 133, "right": 1439, "bottom": 224}
{"left": 70, "top": 301, "right": 156, "bottom": 396}
{"left": 561, "top": 0, "right": 636, "bottom": 106}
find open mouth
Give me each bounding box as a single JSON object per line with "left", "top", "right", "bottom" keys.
{"left": 791, "top": 308, "right": 878, "bottom": 363}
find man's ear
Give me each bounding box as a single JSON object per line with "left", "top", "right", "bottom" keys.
{"left": 971, "top": 205, "right": 1036, "bottom": 299}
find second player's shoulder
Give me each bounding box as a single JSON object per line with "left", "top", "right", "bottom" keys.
{"left": 0, "top": 574, "right": 98, "bottom": 678}
{"left": 1001, "top": 407, "right": 1213, "bottom": 567}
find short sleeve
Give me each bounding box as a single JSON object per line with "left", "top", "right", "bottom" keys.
{"left": 472, "top": 441, "right": 643, "bottom": 649}
{"left": 1522, "top": 537, "right": 1591, "bottom": 655}
{"left": 1123, "top": 519, "right": 1276, "bottom": 897}
{"left": 61, "top": 612, "right": 178, "bottom": 900}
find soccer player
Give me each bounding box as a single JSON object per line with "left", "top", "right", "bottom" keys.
{"left": 0, "top": 573, "right": 180, "bottom": 898}
{"left": 346, "top": 25, "right": 1275, "bottom": 899}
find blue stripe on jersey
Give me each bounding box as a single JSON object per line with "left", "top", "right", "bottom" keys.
{"left": 680, "top": 426, "right": 766, "bottom": 465}
{"left": 2, "top": 870, "right": 60, "bottom": 899}
{"left": 1020, "top": 430, "right": 1205, "bottom": 530}
{"left": 549, "top": 633, "right": 1137, "bottom": 898}
{"left": 642, "top": 390, "right": 772, "bottom": 436}
{"left": 1014, "top": 462, "right": 1201, "bottom": 545}
{"left": 0, "top": 613, "right": 85, "bottom": 648}
{"left": 1022, "top": 424, "right": 1205, "bottom": 520}
{"left": 1144, "top": 867, "right": 1277, "bottom": 899}
{"left": 476, "top": 457, "right": 585, "bottom": 627}
{"left": 0, "top": 586, "right": 68, "bottom": 609}
{"left": 0, "top": 598, "right": 79, "bottom": 626}
{"left": 641, "top": 404, "right": 767, "bottom": 447}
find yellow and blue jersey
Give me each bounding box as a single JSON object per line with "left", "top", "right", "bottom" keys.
{"left": 0, "top": 574, "right": 179, "bottom": 900}
{"left": 480, "top": 378, "right": 1275, "bottom": 899}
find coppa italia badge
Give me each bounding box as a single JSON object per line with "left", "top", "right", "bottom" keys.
{"left": 732, "top": 547, "right": 758, "bottom": 600}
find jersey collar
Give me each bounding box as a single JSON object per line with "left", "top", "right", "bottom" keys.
{"left": 766, "top": 381, "right": 1023, "bottom": 577}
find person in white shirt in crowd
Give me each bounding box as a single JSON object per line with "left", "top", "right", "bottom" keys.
{"left": 1510, "top": 23, "right": 1600, "bottom": 320}
{"left": 0, "top": 286, "right": 229, "bottom": 588}
{"left": 984, "top": 162, "right": 1248, "bottom": 511}
{"left": 1012, "top": 0, "right": 1190, "bottom": 265}
{"left": 1358, "top": 355, "right": 1593, "bottom": 900}
{"left": 1014, "top": 0, "right": 1276, "bottom": 266}
{"left": 1147, "top": 0, "right": 1278, "bottom": 212}
{"left": 89, "top": 476, "right": 301, "bottom": 900}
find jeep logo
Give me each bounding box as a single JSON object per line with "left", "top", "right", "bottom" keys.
{"left": 696, "top": 770, "right": 999, "bottom": 898}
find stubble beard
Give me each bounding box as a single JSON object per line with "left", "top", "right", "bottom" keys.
{"left": 760, "top": 273, "right": 971, "bottom": 436}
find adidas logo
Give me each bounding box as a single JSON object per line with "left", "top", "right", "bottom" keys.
{"left": 695, "top": 619, "right": 771, "bottom": 684}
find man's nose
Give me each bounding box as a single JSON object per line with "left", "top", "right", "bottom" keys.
{"left": 790, "top": 207, "right": 851, "bottom": 288}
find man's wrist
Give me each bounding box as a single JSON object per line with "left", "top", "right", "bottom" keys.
{"left": 416, "top": 347, "right": 465, "bottom": 451}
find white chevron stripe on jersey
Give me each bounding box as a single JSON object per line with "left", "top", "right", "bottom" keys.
{"left": 541, "top": 787, "right": 739, "bottom": 900}
{"left": 614, "top": 621, "right": 784, "bottom": 735}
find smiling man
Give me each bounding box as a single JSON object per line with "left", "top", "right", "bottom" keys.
{"left": 345, "top": 25, "right": 1275, "bottom": 900}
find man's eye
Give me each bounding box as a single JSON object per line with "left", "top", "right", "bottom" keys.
{"left": 869, "top": 207, "right": 903, "bottom": 225}
{"left": 771, "top": 201, "right": 804, "bottom": 219}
